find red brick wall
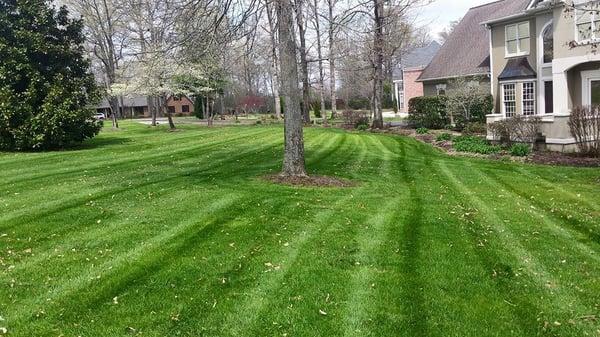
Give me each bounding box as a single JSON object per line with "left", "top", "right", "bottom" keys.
{"left": 167, "top": 96, "right": 195, "bottom": 115}
{"left": 401, "top": 69, "right": 424, "bottom": 113}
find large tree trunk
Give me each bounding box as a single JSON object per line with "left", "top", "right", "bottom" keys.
{"left": 265, "top": 0, "right": 282, "bottom": 119}
{"left": 148, "top": 96, "right": 157, "bottom": 127}
{"left": 371, "top": 0, "right": 385, "bottom": 129}
{"left": 277, "top": 0, "right": 307, "bottom": 177}
{"left": 327, "top": 0, "right": 337, "bottom": 119}
{"left": 295, "top": 0, "right": 311, "bottom": 124}
{"left": 312, "top": 0, "right": 327, "bottom": 127}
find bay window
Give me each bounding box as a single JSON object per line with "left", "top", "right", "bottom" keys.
{"left": 522, "top": 82, "right": 536, "bottom": 115}
{"left": 502, "top": 83, "right": 516, "bottom": 117}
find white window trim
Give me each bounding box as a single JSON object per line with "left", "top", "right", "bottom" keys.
{"left": 574, "top": 4, "right": 600, "bottom": 44}
{"left": 505, "top": 21, "right": 531, "bottom": 58}
{"left": 436, "top": 83, "right": 447, "bottom": 95}
{"left": 501, "top": 83, "right": 517, "bottom": 117}
{"left": 522, "top": 81, "right": 536, "bottom": 115}
{"left": 581, "top": 69, "right": 600, "bottom": 106}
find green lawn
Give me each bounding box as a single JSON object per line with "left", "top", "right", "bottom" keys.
{"left": 1, "top": 122, "right": 599, "bottom": 337}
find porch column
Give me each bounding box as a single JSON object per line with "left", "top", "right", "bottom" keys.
{"left": 552, "top": 71, "right": 569, "bottom": 115}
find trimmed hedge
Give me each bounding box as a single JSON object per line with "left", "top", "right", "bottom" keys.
{"left": 408, "top": 96, "right": 448, "bottom": 129}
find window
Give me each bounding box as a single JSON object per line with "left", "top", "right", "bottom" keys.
{"left": 542, "top": 23, "right": 553, "bottom": 64}
{"left": 544, "top": 81, "right": 553, "bottom": 114}
{"left": 182, "top": 105, "right": 190, "bottom": 113}
{"left": 591, "top": 80, "right": 600, "bottom": 106}
{"left": 505, "top": 22, "right": 530, "bottom": 56}
{"left": 436, "top": 84, "right": 447, "bottom": 95}
{"left": 167, "top": 106, "right": 175, "bottom": 114}
{"left": 502, "top": 83, "right": 516, "bottom": 117}
{"left": 522, "top": 82, "right": 536, "bottom": 115}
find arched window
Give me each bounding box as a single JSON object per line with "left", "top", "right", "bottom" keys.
{"left": 543, "top": 23, "right": 553, "bottom": 64}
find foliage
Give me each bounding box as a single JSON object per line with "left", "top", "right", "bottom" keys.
{"left": 312, "top": 101, "right": 322, "bottom": 118}
{"left": 569, "top": 106, "right": 600, "bottom": 156}
{"left": 510, "top": 143, "right": 531, "bottom": 157}
{"left": 463, "top": 122, "right": 487, "bottom": 135}
{"left": 0, "top": 1, "right": 101, "bottom": 150}
{"left": 382, "top": 81, "right": 394, "bottom": 109}
{"left": 356, "top": 124, "right": 368, "bottom": 131}
{"left": 446, "top": 78, "right": 493, "bottom": 129}
{"left": 341, "top": 110, "right": 369, "bottom": 129}
{"left": 348, "top": 97, "right": 370, "bottom": 110}
{"left": 453, "top": 135, "right": 502, "bottom": 154}
{"left": 436, "top": 132, "right": 453, "bottom": 141}
{"left": 194, "top": 96, "right": 206, "bottom": 119}
{"left": 408, "top": 96, "right": 448, "bottom": 129}
{"left": 416, "top": 127, "right": 429, "bottom": 134}
{"left": 489, "top": 116, "right": 541, "bottom": 147}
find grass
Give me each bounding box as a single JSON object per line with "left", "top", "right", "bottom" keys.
{"left": 1, "top": 121, "right": 599, "bottom": 336}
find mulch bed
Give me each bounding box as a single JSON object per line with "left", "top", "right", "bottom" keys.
{"left": 383, "top": 127, "right": 600, "bottom": 168}
{"left": 263, "top": 174, "right": 356, "bottom": 188}
{"left": 527, "top": 152, "right": 600, "bottom": 167}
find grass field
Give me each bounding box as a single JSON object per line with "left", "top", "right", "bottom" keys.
{"left": 1, "top": 122, "right": 599, "bottom": 337}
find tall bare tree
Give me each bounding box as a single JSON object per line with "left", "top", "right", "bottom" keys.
{"left": 295, "top": 0, "right": 311, "bottom": 124}
{"left": 277, "top": 0, "right": 307, "bottom": 176}
{"left": 311, "top": 0, "right": 327, "bottom": 126}
{"left": 264, "top": 0, "right": 282, "bottom": 119}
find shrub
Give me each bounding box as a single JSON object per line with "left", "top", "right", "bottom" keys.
{"left": 313, "top": 102, "right": 322, "bottom": 118}
{"left": 436, "top": 132, "right": 453, "bottom": 141}
{"left": 408, "top": 96, "right": 448, "bottom": 129}
{"left": 348, "top": 97, "right": 370, "bottom": 110}
{"left": 0, "top": 2, "right": 101, "bottom": 150}
{"left": 489, "top": 116, "right": 541, "bottom": 146}
{"left": 463, "top": 122, "right": 487, "bottom": 135}
{"left": 453, "top": 136, "right": 501, "bottom": 154}
{"left": 416, "top": 127, "right": 429, "bottom": 134}
{"left": 510, "top": 143, "right": 531, "bottom": 157}
{"left": 356, "top": 124, "right": 368, "bottom": 131}
{"left": 569, "top": 106, "right": 600, "bottom": 157}
{"left": 446, "top": 77, "right": 493, "bottom": 129}
{"left": 341, "top": 110, "right": 369, "bottom": 129}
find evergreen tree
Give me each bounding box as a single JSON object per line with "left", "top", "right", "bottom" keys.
{"left": 0, "top": 0, "right": 101, "bottom": 150}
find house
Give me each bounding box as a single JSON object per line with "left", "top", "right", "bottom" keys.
{"left": 483, "top": 0, "right": 599, "bottom": 151}
{"left": 420, "top": 0, "right": 600, "bottom": 151}
{"left": 393, "top": 41, "right": 441, "bottom": 113}
{"left": 97, "top": 95, "right": 194, "bottom": 118}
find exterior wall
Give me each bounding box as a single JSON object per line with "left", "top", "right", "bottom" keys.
{"left": 402, "top": 69, "right": 424, "bottom": 112}
{"left": 422, "top": 77, "right": 490, "bottom": 97}
{"left": 167, "top": 96, "right": 195, "bottom": 115}
{"left": 553, "top": 4, "right": 597, "bottom": 59}
{"left": 490, "top": 16, "right": 540, "bottom": 113}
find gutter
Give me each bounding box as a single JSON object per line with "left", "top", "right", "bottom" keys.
{"left": 480, "top": 3, "right": 556, "bottom": 27}
{"left": 415, "top": 72, "right": 490, "bottom": 83}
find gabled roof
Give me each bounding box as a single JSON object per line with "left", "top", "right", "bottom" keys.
{"left": 393, "top": 41, "right": 441, "bottom": 80}
{"left": 418, "top": 0, "right": 530, "bottom": 82}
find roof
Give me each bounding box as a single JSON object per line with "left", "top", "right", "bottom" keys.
{"left": 97, "top": 95, "right": 148, "bottom": 109}
{"left": 498, "top": 57, "right": 537, "bottom": 80}
{"left": 418, "top": 0, "right": 530, "bottom": 82}
{"left": 393, "top": 41, "right": 441, "bottom": 79}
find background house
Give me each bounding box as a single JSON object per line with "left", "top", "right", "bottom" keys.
{"left": 97, "top": 95, "right": 195, "bottom": 118}
{"left": 393, "top": 41, "right": 440, "bottom": 113}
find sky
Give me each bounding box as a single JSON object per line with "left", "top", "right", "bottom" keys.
{"left": 415, "top": 0, "right": 491, "bottom": 38}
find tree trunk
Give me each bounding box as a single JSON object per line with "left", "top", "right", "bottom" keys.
{"left": 371, "top": 0, "right": 385, "bottom": 129}
{"left": 109, "top": 96, "right": 119, "bottom": 128}
{"left": 277, "top": 0, "right": 307, "bottom": 177}
{"left": 313, "top": 0, "right": 327, "bottom": 127}
{"left": 295, "top": 0, "right": 311, "bottom": 124}
{"left": 327, "top": 0, "right": 337, "bottom": 119}
{"left": 265, "top": 1, "right": 282, "bottom": 120}
{"left": 148, "top": 96, "right": 157, "bottom": 126}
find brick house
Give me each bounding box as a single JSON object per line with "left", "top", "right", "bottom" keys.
{"left": 97, "top": 95, "right": 194, "bottom": 117}
{"left": 393, "top": 41, "right": 441, "bottom": 113}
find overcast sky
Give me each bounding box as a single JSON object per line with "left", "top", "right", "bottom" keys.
{"left": 415, "top": 0, "right": 491, "bottom": 38}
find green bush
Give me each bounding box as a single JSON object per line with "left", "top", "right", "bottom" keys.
{"left": 356, "top": 124, "right": 368, "bottom": 131}
{"left": 509, "top": 143, "right": 531, "bottom": 157}
{"left": 416, "top": 127, "right": 429, "bottom": 134}
{"left": 408, "top": 96, "right": 448, "bottom": 129}
{"left": 463, "top": 122, "right": 487, "bottom": 135}
{"left": 453, "top": 136, "right": 501, "bottom": 154}
{"left": 451, "top": 94, "right": 493, "bottom": 129}
{"left": 436, "top": 132, "right": 453, "bottom": 141}
{"left": 341, "top": 110, "right": 369, "bottom": 129}
{"left": 0, "top": 2, "right": 101, "bottom": 150}
{"left": 313, "top": 102, "right": 322, "bottom": 118}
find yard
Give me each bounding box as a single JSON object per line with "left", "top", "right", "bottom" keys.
{"left": 1, "top": 122, "right": 599, "bottom": 336}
